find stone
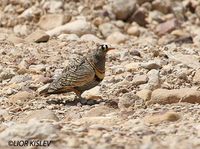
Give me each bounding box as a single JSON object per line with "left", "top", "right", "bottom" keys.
{"left": 99, "top": 22, "right": 120, "bottom": 38}
{"left": 127, "top": 26, "right": 140, "bottom": 36}
{"left": 13, "top": 24, "right": 29, "bottom": 36}
{"left": 29, "top": 64, "right": 46, "bottom": 73}
{"left": 81, "top": 86, "right": 102, "bottom": 100}
{"left": 156, "top": 19, "right": 178, "bottom": 36}
{"left": 193, "top": 69, "right": 200, "bottom": 84}
{"left": 106, "top": 32, "right": 127, "bottom": 44}
{"left": 23, "top": 109, "right": 59, "bottom": 122}
{"left": 118, "top": 92, "right": 144, "bottom": 110}
{"left": 0, "top": 119, "right": 58, "bottom": 144}
{"left": 145, "top": 69, "right": 160, "bottom": 90}
{"left": 144, "top": 111, "right": 180, "bottom": 125}
{"left": 129, "top": 7, "right": 148, "bottom": 27}
{"left": 166, "top": 52, "right": 200, "bottom": 69}
{"left": 149, "top": 88, "right": 200, "bottom": 104}
{"left": 132, "top": 74, "right": 148, "bottom": 85}
{"left": 7, "top": 35, "right": 25, "bottom": 45}
{"left": 72, "top": 116, "right": 120, "bottom": 126}
{"left": 80, "top": 34, "right": 104, "bottom": 43}
{"left": 84, "top": 105, "right": 114, "bottom": 117}
{"left": 38, "top": 14, "right": 67, "bottom": 30}
{"left": 9, "top": 91, "right": 35, "bottom": 105}
{"left": 141, "top": 61, "right": 161, "bottom": 70}
{"left": 136, "top": 89, "right": 152, "bottom": 101}
{"left": 58, "top": 34, "right": 79, "bottom": 41}
{"left": 124, "top": 62, "right": 140, "bottom": 72}
{"left": 25, "top": 30, "right": 50, "bottom": 43}
{"left": 0, "top": 68, "right": 16, "bottom": 81}
{"left": 37, "top": 83, "right": 50, "bottom": 94}
{"left": 9, "top": 75, "right": 31, "bottom": 84}
{"left": 111, "top": 0, "right": 137, "bottom": 20}
{"left": 46, "top": 20, "right": 92, "bottom": 37}
{"left": 43, "top": 0, "right": 63, "bottom": 13}
{"left": 152, "top": 0, "right": 171, "bottom": 14}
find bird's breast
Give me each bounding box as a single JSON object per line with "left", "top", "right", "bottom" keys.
{"left": 94, "top": 68, "right": 105, "bottom": 80}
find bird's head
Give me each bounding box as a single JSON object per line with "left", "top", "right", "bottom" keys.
{"left": 95, "top": 44, "right": 115, "bottom": 56}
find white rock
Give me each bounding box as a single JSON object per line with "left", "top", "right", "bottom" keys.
{"left": 106, "top": 32, "right": 127, "bottom": 44}
{"left": 46, "top": 20, "right": 92, "bottom": 37}
{"left": 38, "top": 14, "right": 66, "bottom": 30}
{"left": 13, "top": 25, "right": 29, "bottom": 36}
{"left": 58, "top": 34, "right": 79, "bottom": 41}
{"left": 0, "top": 119, "right": 58, "bottom": 144}
{"left": 80, "top": 34, "right": 104, "bottom": 43}
{"left": 110, "top": 0, "right": 137, "bottom": 20}
{"left": 99, "top": 23, "right": 120, "bottom": 38}
{"left": 145, "top": 69, "right": 160, "bottom": 90}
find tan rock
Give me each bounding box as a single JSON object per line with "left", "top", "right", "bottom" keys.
{"left": 111, "top": 0, "right": 137, "bottom": 20}
{"left": 156, "top": 19, "right": 178, "bottom": 36}
{"left": 127, "top": 26, "right": 140, "bottom": 36}
{"left": 23, "top": 109, "right": 59, "bottom": 122}
{"left": 84, "top": 105, "right": 115, "bottom": 117}
{"left": 80, "top": 34, "right": 104, "bottom": 43}
{"left": 72, "top": 116, "right": 120, "bottom": 126}
{"left": 149, "top": 88, "right": 200, "bottom": 104}
{"left": 144, "top": 111, "right": 180, "bottom": 125}
{"left": 9, "top": 91, "right": 35, "bottom": 105}
{"left": 193, "top": 69, "right": 200, "bottom": 84}
{"left": 132, "top": 74, "right": 148, "bottom": 85}
{"left": 25, "top": 30, "right": 49, "bottom": 43}
{"left": 124, "top": 62, "right": 140, "bottom": 72}
{"left": 136, "top": 89, "right": 152, "bottom": 101}
{"left": 106, "top": 32, "right": 127, "bottom": 44}
{"left": 99, "top": 23, "right": 120, "bottom": 38}
{"left": 7, "top": 35, "right": 25, "bottom": 45}
{"left": 81, "top": 86, "right": 102, "bottom": 100}
{"left": 129, "top": 7, "right": 148, "bottom": 27}
{"left": 46, "top": 20, "right": 92, "bottom": 37}
{"left": 118, "top": 92, "right": 144, "bottom": 111}
{"left": 38, "top": 14, "right": 70, "bottom": 30}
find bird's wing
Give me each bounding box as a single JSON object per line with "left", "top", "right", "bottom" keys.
{"left": 48, "top": 55, "right": 95, "bottom": 92}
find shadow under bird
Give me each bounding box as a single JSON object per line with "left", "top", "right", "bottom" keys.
{"left": 39, "top": 44, "right": 115, "bottom": 98}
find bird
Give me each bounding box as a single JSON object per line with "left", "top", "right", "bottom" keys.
{"left": 40, "top": 44, "right": 114, "bottom": 98}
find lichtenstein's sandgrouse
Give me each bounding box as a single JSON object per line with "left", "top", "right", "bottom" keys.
{"left": 40, "top": 44, "right": 114, "bottom": 98}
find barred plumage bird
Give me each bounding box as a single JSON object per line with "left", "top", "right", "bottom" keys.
{"left": 40, "top": 44, "right": 114, "bottom": 98}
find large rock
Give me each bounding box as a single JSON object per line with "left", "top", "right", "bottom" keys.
{"left": 46, "top": 20, "right": 92, "bottom": 37}
{"left": 149, "top": 88, "right": 200, "bottom": 104}
{"left": 118, "top": 92, "right": 144, "bottom": 111}
{"left": 129, "top": 7, "right": 148, "bottom": 27}
{"left": 136, "top": 89, "right": 152, "bottom": 101}
{"left": 9, "top": 91, "right": 35, "bottom": 105}
{"left": 80, "top": 34, "right": 104, "bottom": 43}
{"left": 145, "top": 69, "right": 160, "bottom": 90}
{"left": 144, "top": 111, "right": 180, "bottom": 125}
{"left": 166, "top": 52, "right": 200, "bottom": 69}
{"left": 193, "top": 69, "right": 200, "bottom": 84}
{"left": 110, "top": 0, "right": 137, "bottom": 20}
{"left": 38, "top": 14, "right": 71, "bottom": 30}
{"left": 7, "top": 35, "right": 25, "bottom": 45}
{"left": 99, "top": 22, "right": 120, "bottom": 38}
{"left": 156, "top": 19, "right": 178, "bottom": 35}
{"left": 25, "top": 30, "right": 50, "bottom": 43}
{"left": 106, "top": 32, "right": 127, "bottom": 44}
{"left": 0, "top": 68, "right": 16, "bottom": 81}
{"left": 23, "top": 109, "right": 59, "bottom": 122}
{"left": 0, "top": 119, "right": 58, "bottom": 145}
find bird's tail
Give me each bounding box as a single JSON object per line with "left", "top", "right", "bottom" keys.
{"left": 38, "top": 83, "right": 70, "bottom": 96}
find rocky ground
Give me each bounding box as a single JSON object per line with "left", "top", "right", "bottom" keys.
{"left": 1, "top": 0, "right": 200, "bottom": 148}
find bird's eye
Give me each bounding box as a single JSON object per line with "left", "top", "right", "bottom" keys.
{"left": 100, "top": 45, "right": 108, "bottom": 51}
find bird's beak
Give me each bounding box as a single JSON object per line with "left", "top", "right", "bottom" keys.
{"left": 107, "top": 47, "right": 115, "bottom": 51}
